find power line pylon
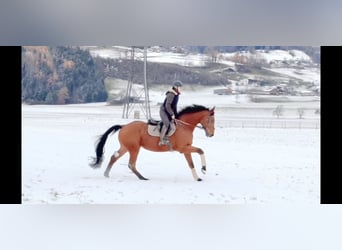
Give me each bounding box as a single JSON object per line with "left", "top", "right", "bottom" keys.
{"left": 122, "top": 46, "right": 151, "bottom": 120}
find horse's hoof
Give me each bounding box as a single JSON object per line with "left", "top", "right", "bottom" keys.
{"left": 201, "top": 167, "right": 206, "bottom": 175}
{"left": 104, "top": 173, "right": 109, "bottom": 178}
{"left": 197, "top": 178, "right": 202, "bottom": 181}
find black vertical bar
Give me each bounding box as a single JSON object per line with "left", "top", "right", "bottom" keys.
{"left": 0, "top": 46, "right": 22, "bottom": 204}
{"left": 320, "top": 46, "right": 341, "bottom": 204}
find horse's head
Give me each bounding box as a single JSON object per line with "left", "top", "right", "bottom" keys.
{"left": 200, "top": 107, "right": 215, "bottom": 137}
{"left": 177, "top": 105, "right": 215, "bottom": 137}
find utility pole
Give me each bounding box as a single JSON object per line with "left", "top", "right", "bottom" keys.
{"left": 122, "top": 47, "right": 135, "bottom": 119}
{"left": 143, "top": 47, "right": 151, "bottom": 120}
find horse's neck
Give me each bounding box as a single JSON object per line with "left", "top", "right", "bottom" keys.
{"left": 180, "top": 112, "right": 204, "bottom": 126}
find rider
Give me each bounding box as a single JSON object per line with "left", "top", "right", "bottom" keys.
{"left": 159, "top": 80, "right": 182, "bottom": 146}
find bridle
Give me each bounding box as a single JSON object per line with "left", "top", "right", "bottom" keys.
{"left": 175, "top": 114, "right": 213, "bottom": 136}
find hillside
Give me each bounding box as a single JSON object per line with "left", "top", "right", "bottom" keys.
{"left": 88, "top": 46, "right": 320, "bottom": 103}
{"left": 21, "top": 46, "right": 320, "bottom": 105}
{"left": 88, "top": 46, "right": 320, "bottom": 86}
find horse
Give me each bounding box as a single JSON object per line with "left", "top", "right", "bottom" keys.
{"left": 89, "top": 104, "right": 215, "bottom": 181}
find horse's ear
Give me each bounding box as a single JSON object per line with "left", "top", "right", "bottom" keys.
{"left": 209, "top": 106, "right": 215, "bottom": 116}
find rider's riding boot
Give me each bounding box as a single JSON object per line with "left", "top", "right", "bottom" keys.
{"left": 159, "top": 126, "right": 169, "bottom": 146}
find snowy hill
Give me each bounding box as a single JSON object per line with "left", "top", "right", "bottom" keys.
{"left": 86, "top": 46, "right": 320, "bottom": 105}
{"left": 87, "top": 46, "right": 320, "bottom": 87}
{"left": 88, "top": 46, "right": 317, "bottom": 67}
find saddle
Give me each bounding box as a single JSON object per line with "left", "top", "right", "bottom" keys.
{"left": 147, "top": 119, "right": 176, "bottom": 137}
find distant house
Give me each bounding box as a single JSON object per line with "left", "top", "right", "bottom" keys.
{"left": 237, "top": 78, "right": 262, "bottom": 87}
{"left": 311, "top": 86, "right": 320, "bottom": 96}
{"left": 224, "top": 67, "right": 236, "bottom": 73}
{"left": 238, "top": 79, "right": 249, "bottom": 86}
{"left": 213, "top": 87, "right": 233, "bottom": 95}
{"left": 270, "top": 86, "right": 286, "bottom": 95}
{"left": 248, "top": 79, "right": 260, "bottom": 85}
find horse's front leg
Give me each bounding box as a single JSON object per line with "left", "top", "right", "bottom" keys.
{"left": 182, "top": 146, "right": 206, "bottom": 181}
{"left": 184, "top": 153, "right": 201, "bottom": 181}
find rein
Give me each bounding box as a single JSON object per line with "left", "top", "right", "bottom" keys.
{"left": 175, "top": 119, "right": 204, "bottom": 130}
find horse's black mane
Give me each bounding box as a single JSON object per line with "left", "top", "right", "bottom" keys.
{"left": 176, "top": 104, "right": 209, "bottom": 118}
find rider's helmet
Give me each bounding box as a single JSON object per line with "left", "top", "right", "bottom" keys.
{"left": 172, "top": 80, "right": 183, "bottom": 87}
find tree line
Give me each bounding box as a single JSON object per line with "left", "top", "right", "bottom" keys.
{"left": 22, "top": 46, "right": 108, "bottom": 104}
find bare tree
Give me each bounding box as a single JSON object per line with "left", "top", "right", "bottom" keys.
{"left": 273, "top": 105, "right": 284, "bottom": 118}
{"left": 297, "top": 108, "right": 305, "bottom": 119}
{"left": 205, "top": 46, "right": 219, "bottom": 64}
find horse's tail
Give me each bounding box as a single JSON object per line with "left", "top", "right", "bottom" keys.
{"left": 89, "top": 125, "right": 123, "bottom": 168}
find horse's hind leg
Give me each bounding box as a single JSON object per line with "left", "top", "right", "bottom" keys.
{"left": 104, "top": 147, "right": 127, "bottom": 177}
{"left": 128, "top": 148, "right": 148, "bottom": 180}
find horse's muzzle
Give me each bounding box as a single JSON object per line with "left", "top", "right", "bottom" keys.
{"left": 205, "top": 131, "right": 214, "bottom": 137}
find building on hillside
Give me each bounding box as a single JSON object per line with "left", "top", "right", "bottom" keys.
{"left": 213, "top": 87, "right": 233, "bottom": 95}
{"left": 270, "top": 86, "right": 286, "bottom": 95}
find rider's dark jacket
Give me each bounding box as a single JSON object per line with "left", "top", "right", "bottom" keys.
{"left": 161, "top": 88, "right": 180, "bottom": 119}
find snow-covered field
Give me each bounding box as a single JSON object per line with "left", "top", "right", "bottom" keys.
{"left": 22, "top": 89, "right": 320, "bottom": 204}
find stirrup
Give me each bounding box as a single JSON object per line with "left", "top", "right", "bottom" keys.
{"left": 159, "top": 138, "right": 173, "bottom": 151}
{"left": 158, "top": 138, "right": 169, "bottom": 146}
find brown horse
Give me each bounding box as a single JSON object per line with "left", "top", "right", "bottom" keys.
{"left": 89, "top": 104, "right": 215, "bottom": 181}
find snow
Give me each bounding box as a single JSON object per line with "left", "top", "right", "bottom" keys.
{"left": 90, "top": 48, "right": 209, "bottom": 67}
{"left": 147, "top": 51, "right": 208, "bottom": 67}
{"left": 267, "top": 66, "right": 320, "bottom": 83}
{"left": 89, "top": 47, "right": 315, "bottom": 67}
{"left": 257, "top": 49, "right": 312, "bottom": 63}
{"left": 22, "top": 88, "right": 320, "bottom": 204}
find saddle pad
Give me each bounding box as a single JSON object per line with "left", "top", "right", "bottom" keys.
{"left": 147, "top": 124, "right": 176, "bottom": 137}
